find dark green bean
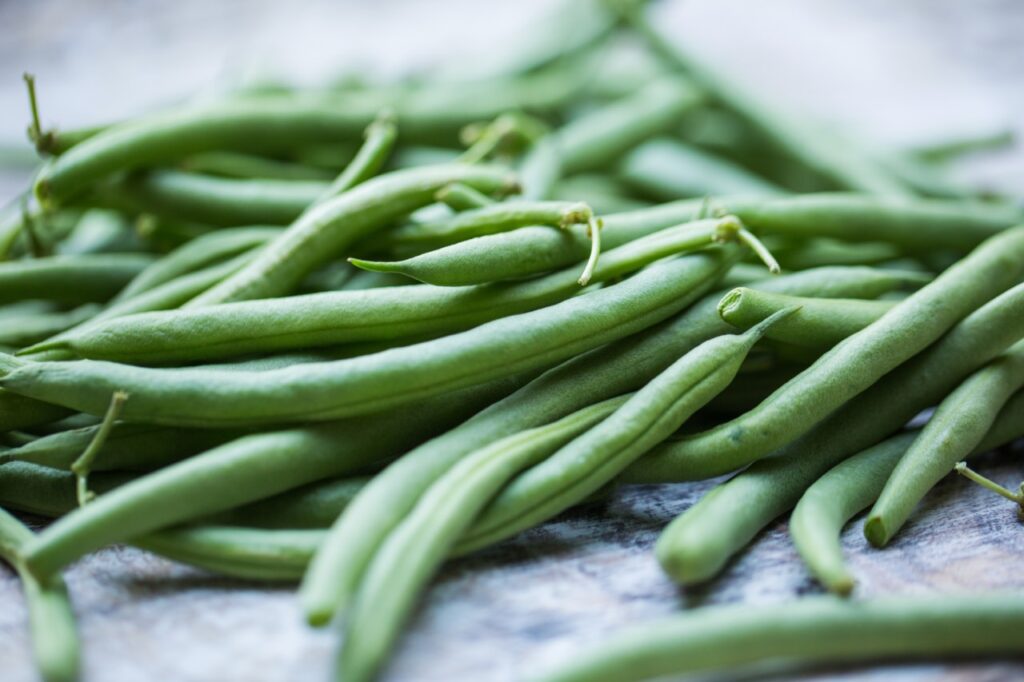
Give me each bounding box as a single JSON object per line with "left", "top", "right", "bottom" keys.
{"left": 210, "top": 476, "right": 369, "bottom": 529}
{"left": 718, "top": 288, "right": 895, "bottom": 349}
{"left": 0, "top": 253, "right": 154, "bottom": 305}
{"left": 864, "top": 340, "right": 1024, "bottom": 546}
{"left": 0, "top": 304, "right": 101, "bottom": 348}
{"left": 298, "top": 265, "right": 913, "bottom": 624}
{"left": 0, "top": 390, "right": 72, "bottom": 433}
{"left": 181, "top": 151, "right": 335, "bottom": 181}
{"left": 627, "top": 226, "right": 1024, "bottom": 483}
{"left": 650, "top": 279, "right": 1024, "bottom": 585}
{"left": 533, "top": 595, "right": 1024, "bottom": 682}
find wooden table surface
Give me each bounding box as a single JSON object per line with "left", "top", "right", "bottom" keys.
{"left": 1, "top": 1, "right": 1022, "bottom": 680}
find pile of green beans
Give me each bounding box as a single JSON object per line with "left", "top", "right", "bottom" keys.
{"left": 3, "top": 1, "right": 1022, "bottom": 681}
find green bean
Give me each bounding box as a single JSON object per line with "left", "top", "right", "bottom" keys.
{"left": 133, "top": 525, "right": 324, "bottom": 582}
{"left": 55, "top": 209, "right": 138, "bottom": 256}
{"left": 435, "top": 183, "right": 495, "bottom": 211}
{"left": 0, "top": 462, "right": 130, "bottom": 517}
{"left": 771, "top": 237, "right": 902, "bottom": 270}
{"left": 626, "top": 225, "right": 1024, "bottom": 482}
{"left": 0, "top": 253, "right": 153, "bottom": 305}
{"left": 518, "top": 135, "right": 561, "bottom": 200}
{"left": 0, "top": 506, "right": 79, "bottom": 682}
{"left": 554, "top": 79, "right": 703, "bottom": 175}
{"left": 0, "top": 304, "right": 101, "bottom": 348}
{"left": 114, "top": 226, "right": 279, "bottom": 301}
{"left": 533, "top": 595, "right": 1024, "bottom": 682}
{"left": 373, "top": 200, "right": 590, "bottom": 256}
{"left": 316, "top": 111, "right": 397, "bottom": 201}
{"left": 620, "top": 138, "right": 787, "bottom": 199}
{"left": 612, "top": 3, "right": 912, "bottom": 197}
{"left": 21, "top": 251, "right": 258, "bottom": 361}
{"left": 649, "top": 280, "right": 1024, "bottom": 584}
{"left": 718, "top": 288, "right": 895, "bottom": 349}
{"left": 911, "top": 128, "right": 1015, "bottom": 164}
{"left": 187, "top": 164, "right": 514, "bottom": 305}
{"left": 91, "top": 171, "right": 326, "bottom": 226}
{"left": 0, "top": 390, "right": 72, "bottom": 433}
{"left": 0, "top": 421, "right": 245, "bottom": 472}
{"left": 181, "top": 151, "right": 335, "bottom": 181}
{"left": 37, "top": 217, "right": 747, "bottom": 364}
{"left": 792, "top": 389, "right": 1024, "bottom": 595}
{"left": 0, "top": 251, "right": 736, "bottom": 426}
{"left": 864, "top": 340, "right": 1024, "bottom": 546}
{"left": 342, "top": 397, "right": 629, "bottom": 682}
{"left": 21, "top": 371, "right": 526, "bottom": 581}
{"left": 210, "top": 476, "right": 369, "bottom": 529}
{"left": 551, "top": 176, "right": 650, "bottom": 214}
{"left": 456, "top": 310, "right": 795, "bottom": 554}
{"left": 731, "top": 194, "right": 1023, "bottom": 251}
{"left": 298, "top": 264, "right": 893, "bottom": 623}
{"left": 703, "top": 364, "right": 804, "bottom": 415}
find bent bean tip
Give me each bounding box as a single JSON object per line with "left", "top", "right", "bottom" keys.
{"left": 862, "top": 515, "right": 890, "bottom": 548}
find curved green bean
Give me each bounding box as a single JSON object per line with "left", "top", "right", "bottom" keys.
{"left": 718, "top": 288, "right": 895, "bottom": 349}
{"left": 627, "top": 225, "right": 1024, "bottom": 482}
{"left": 181, "top": 151, "right": 335, "bottom": 181}
{"left": 792, "top": 388, "right": 1024, "bottom": 595}
{"left": 0, "top": 251, "right": 735, "bottom": 426}
{"left": 211, "top": 476, "right": 369, "bottom": 529}
{"left": 187, "top": 164, "right": 514, "bottom": 305}
{"left": 0, "top": 507, "right": 79, "bottom": 682}
{"left": 533, "top": 595, "right": 1024, "bottom": 682}
{"left": 650, "top": 279, "right": 1024, "bottom": 585}
{"left": 341, "top": 397, "right": 629, "bottom": 682}
{"left": 456, "top": 310, "right": 794, "bottom": 554}
{"left": 864, "top": 340, "right": 1024, "bottom": 546}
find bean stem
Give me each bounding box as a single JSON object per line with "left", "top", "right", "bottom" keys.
{"left": 71, "top": 390, "right": 128, "bottom": 506}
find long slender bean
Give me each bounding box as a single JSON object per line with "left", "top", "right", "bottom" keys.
{"left": 0, "top": 251, "right": 735, "bottom": 426}
{"left": 0, "top": 507, "right": 79, "bottom": 682}
{"left": 0, "top": 304, "right": 100, "bottom": 348}
{"left": 341, "top": 397, "right": 629, "bottom": 682}
{"left": 0, "top": 462, "right": 130, "bottom": 518}
{"left": 718, "top": 288, "right": 895, "bottom": 349}
{"left": 33, "top": 217, "right": 748, "bottom": 364}
{"left": 533, "top": 595, "right": 1024, "bottom": 682}
{"left": 21, "top": 370, "right": 529, "bottom": 581}
{"left": 298, "top": 265, "right": 903, "bottom": 623}
{"left": 649, "top": 280, "right": 1024, "bottom": 585}
{"left": 181, "top": 151, "right": 335, "bottom": 181}
{"left": 0, "top": 390, "right": 72, "bottom": 433}
{"left": 864, "top": 340, "right": 1024, "bottom": 546}
{"left": 186, "top": 164, "right": 514, "bottom": 305}
{"left": 626, "top": 225, "right": 1024, "bottom": 482}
